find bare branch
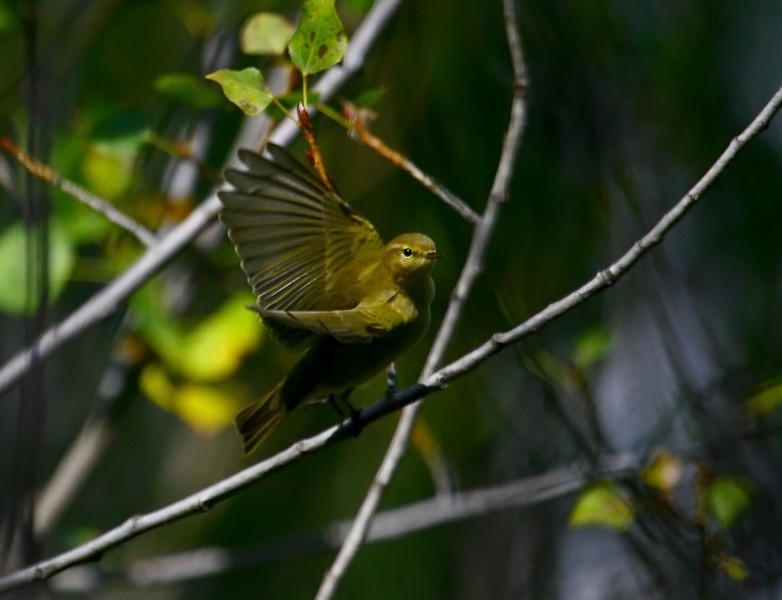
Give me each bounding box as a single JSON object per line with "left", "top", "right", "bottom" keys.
{"left": 0, "top": 427, "right": 335, "bottom": 594}
{"left": 53, "top": 455, "right": 638, "bottom": 591}
{"left": 0, "top": 0, "right": 406, "bottom": 398}
{"left": 314, "top": 2, "right": 531, "bottom": 598}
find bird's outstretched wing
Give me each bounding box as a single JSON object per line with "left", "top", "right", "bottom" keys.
{"left": 219, "top": 144, "right": 384, "bottom": 346}
{"left": 259, "top": 307, "right": 392, "bottom": 344}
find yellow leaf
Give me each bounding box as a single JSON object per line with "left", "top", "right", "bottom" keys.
{"left": 141, "top": 363, "right": 243, "bottom": 434}
{"left": 643, "top": 450, "right": 683, "bottom": 493}
{"left": 570, "top": 482, "right": 635, "bottom": 531}
{"left": 140, "top": 363, "right": 176, "bottom": 410}
{"left": 174, "top": 384, "right": 241, "bottom": 435}
{"left": 178, "top": 294, "right": 262, "bottom": 381}
{"left": 715, "top": 553, "right": 749, "bottom": 581}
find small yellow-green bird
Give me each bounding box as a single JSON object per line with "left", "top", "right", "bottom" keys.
{"left": 219, "top": 144, "right": 440, "bottom": 455}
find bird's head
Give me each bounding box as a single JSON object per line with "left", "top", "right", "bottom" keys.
{"left": 383, "top": 233, "right": 441, "bottom": 286}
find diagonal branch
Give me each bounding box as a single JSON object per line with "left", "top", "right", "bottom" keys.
{"left": 0, "top": 76, "right": 780, "bottom": 594}
{"left": 55, "top": 454, "right": 639, "bottom": 591}
{"left": 430, "top": 83, "right": 782, "bottom": 389}
{"left": 0, "top": 0, "right": 406, "bottom": 399}
{"left": 314, "top": 1, "right": 531, "bottom": 598}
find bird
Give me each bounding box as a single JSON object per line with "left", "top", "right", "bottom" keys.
{"left": 218, "top": 144, "right": 440, "bottom": 455}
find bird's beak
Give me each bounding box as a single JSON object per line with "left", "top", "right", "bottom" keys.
{"left": 426, "top": 251, "right": 443, "bottom": 260}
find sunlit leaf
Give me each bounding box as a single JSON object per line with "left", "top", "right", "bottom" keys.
{"left": 705, "top": 476, "right": 753, "bottom": 528}
{"left": 0, "top": 221, "right": 75, "bottom": 315}
{"left": 140, "top": 363, "right": 242, "bottom": 434}
{"left": 140, "top": 363, "right": 177, "bottom": 411}
{"left": 155, "top": 72, "right": 223, "bottom": 110}
{"left": 745, "top": 379, "right": 782, "bottom": 415}
{"left": 288, "top": 0, "right": 347, "bottom": 75}
{"left": 206, "top": 68, "right": 272, "bottom": 116}
{"left": 175, "top": 384, "right": 241, "bottom": 434}
{"left": 642, "top": 450, "right": 683, "bottom": 493}
{"left": 178, "top": 294, "right": 263, "bottom": 381}
{"left": 570, "top": 482, "right": 635, "bottom": 531}
{"left": 241, "top": 12, "right": 295, "bottom": 56}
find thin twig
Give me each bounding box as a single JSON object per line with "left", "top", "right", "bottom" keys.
{"left": 314, "top": 2, "right": 531, "bottom": 598}
{"left": 0, "top": 0, "right": 406, "bottom": 398}
{"left": 0, "top": 137, "right": 158, "bottom": 247}
{"left": 297, "top": 104, "right": 335, "bottom": 191}
{"left": 344, "top": 102, "right": 480, "bottom": 225}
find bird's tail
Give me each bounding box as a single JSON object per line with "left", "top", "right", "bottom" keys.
{"left": 235, "top": 382, "right": 286, "bottom": 455}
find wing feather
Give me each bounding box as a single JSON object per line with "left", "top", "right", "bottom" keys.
{"left": 259, "top": 308, "right": 391, "bottom": 344}
{"left": 219, "top": 144, "right": 385, "bottom": 347}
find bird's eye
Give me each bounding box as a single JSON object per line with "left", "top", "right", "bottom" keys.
{"left": 402, "top": 247, "right": 413, "bottom": 258}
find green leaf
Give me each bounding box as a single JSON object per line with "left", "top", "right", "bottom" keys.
{"left": 206, "top": 68, "right": 272, "bottom": 116}
{"left": 570, "top": 482, "right": 635, "bottom": 531}
{"left": 0, "top": 222, "right": 75, "bottom": 315}
{"left": 745, "top": 379, "right": 782, "bottom": 415}
{"left": 241, "top": 12, "right": 295, "bottom": 56}
{"left": 705, "top": 476, "right": 753, "bottom": 528}
{"left": 154, "top": 73, "right": 223, "bottom": 110}
{"left": 288, "top": 0, "right": 347, "bottom": 75}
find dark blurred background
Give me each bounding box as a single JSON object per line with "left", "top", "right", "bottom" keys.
{"left": 1, "top": 0, "right": 782, "bottom": 598}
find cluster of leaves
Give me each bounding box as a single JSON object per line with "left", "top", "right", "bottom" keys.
{"left": 207, "top": 0, "right": 348, "bottom": 117}
{"left": 570, "top": 451, "right": 754, "bottom": 581}
{"left": 518, "top": 328, "right": 756, "bottom": 581}
{"left": 138, "top": 0, "right": 353, "bottom": 432}
{"left": 0, "top": 0, "right": 359, "bottom": 434}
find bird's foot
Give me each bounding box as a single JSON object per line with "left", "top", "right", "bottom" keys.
{"left": 344, "top": 405, "right": 363, "bottom": 438}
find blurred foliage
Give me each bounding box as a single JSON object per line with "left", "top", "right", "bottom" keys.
{"left": 0, "top": 0, "right": 781, "bottom": 598}
{"left": 704, "top": 475, "right": 754, "bottom": 529}
{"left": 570, "top": 482, "right": 635, "bottom": 531}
